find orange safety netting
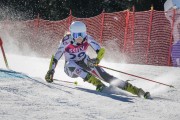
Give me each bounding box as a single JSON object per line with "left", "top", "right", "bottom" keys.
{"left": 0, "top": 9, "right": 179, "bottom": 66}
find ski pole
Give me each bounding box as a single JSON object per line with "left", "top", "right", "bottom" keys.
{"left": 0, "top": 38, "right": 9, "bottom": 69}
{"left": 98, "top": 65, "right": 174, "bottom": 88}
{"left": 53, "top": 79, "right": 78, "bottom": 85}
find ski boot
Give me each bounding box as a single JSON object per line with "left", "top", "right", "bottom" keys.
{"left": 84, "top": 73, "right": 106, "bottom": 92}
{"left": 138, "top": 88, "right": 151, "bottom": 99}
{"left": 123, "top": 81, "right": 151, "bottom": 99}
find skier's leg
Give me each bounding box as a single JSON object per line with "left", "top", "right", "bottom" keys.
{"left": 77, "top": 57, "right": 151, "bottom": 97}
{"left": 119, "top": 81, "right": 151, "bottom": 99}
{"left": 64, "top": 61, "right": 105, "bottom": 91}
{"left": 83, "top": 73, "right": 106, "bottom": 92}
{"left": 64, "top": 61, "right": 87, "bottom": 79}
{"left": 87, "top": 65, "right": 150, "bottom": 98}
{"left": 78, "top": 57, "right": 116, "bottom": 83}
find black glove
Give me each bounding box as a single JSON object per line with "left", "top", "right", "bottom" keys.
{"left": 87, "top": 58, "right": 100, "bottom": 67}
{"left": 45, "top": 69, "right": 55, "bottom": 83}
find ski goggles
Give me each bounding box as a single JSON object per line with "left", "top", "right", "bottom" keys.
{"left": 72, "top": 32, "right": 86, "bottom": 39}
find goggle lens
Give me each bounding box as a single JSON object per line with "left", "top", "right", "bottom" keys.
{"left": 72, "top": 32, "right": 86, "bottom": 39}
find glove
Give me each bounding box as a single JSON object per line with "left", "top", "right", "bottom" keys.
{"left": 87, "top": 48, "right": 105, "bottom": 67}
{"left": 45, "top": 69, "right": 55, "bottom": 83}
{"left": 87, "top": 58, "right": 100, "bottom": 67}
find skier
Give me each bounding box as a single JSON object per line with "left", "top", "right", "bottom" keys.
{"left": 45, "top": 21, "right": 150, "bottom": 99}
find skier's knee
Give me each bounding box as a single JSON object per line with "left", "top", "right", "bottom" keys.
{"left": 64, "top": 66, "right": 79, "bottom": 78}
{"left": 110, "top": 79, "right": 126, "bottom": 89}
{"left": 84, "top": 73, "right": 92, "bottom": 81}
{"left": 84, "top": 73, "right": 104, "bottom": 86}
{"left": 84, "top": 73, "right": 106, "bottom": 92}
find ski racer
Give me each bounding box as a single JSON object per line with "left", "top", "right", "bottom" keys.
{"left": 45, "top": 21, "right": 150, "bottom": 99}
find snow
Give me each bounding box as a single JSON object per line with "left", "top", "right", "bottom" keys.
{"left": 0, "top": 53, "right": 180, "bottom": 120}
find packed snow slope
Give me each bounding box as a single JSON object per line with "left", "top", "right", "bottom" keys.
{"left": 0, "top": 53, "right": 180, "bottom": 120}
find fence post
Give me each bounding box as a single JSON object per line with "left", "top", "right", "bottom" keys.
{"left": 123, "top": 10, "right": 130, "bottom": 53}
{"left": 168, "top": 9, "right": 176, "bottom": 66}
{"left": 34, "top": 13, "right": 40, "bottom": 36}
{"left": 131, "top": 6, "right": 135, "bottom": 53}
{"left": 100, "top": 10, "right": 105, "bottom": 45}
{"left": 68, "top": 9, "right": 72, "bottom": 29}
{"left": 146, "top": 5, "right": 153, "bottom": 64}
{"left": 0, "top": 37, "right": 9, "bottom": 69}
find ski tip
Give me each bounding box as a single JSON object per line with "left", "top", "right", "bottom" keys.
{"left": 144, "top": 92, "right": 152, "bottom": 100}
{"left": 170, "top": 85, "right": 175, "bottom": 88}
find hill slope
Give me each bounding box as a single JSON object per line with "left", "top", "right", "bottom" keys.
{"left": 0, "top": 54, "right": 180, "bottom": 120}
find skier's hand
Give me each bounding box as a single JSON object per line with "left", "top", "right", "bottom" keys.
{"left": 87, "top": 58, "right": 100, "bottom": 67}
{"left": 45, "top": 69, "right": 55, "bottom": 83}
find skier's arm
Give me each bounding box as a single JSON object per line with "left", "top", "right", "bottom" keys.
{"left": 51, "top": 34, "right": 71, "bottom": 70}
{"left": 87, "top": 35, "right": 105, "bottom": 66}
{"left": 51, "top": 42, "right": 65, "bottom": 70}
{"left": 45, "top": 39, "right": 65, "bottom": 83}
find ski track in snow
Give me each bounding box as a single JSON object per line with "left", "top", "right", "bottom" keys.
{"left": 0, "top": 54, "right": 180, "bottom": 120}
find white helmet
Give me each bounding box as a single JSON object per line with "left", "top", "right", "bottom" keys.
{"left": 70, "top": 21, "right": 87, "bottom": 39}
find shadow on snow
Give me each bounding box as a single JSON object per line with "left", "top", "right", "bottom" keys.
{"left": 76, "top": 87, "right": 134, "bottom": 103}
{"left": 0, "top": 69, "right": 134, "bottom": 102}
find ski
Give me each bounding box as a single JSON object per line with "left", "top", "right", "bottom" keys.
{"left": 53, "top": 79, "right": 78, "bottom": 85}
